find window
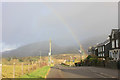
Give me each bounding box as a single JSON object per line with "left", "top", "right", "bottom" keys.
{"left": 116, "top": 39, "right": 118, "bottom": 48}
{"left": 112, "top": 31, "right": 114, "bottom": 39}
{"left": 98, "top": 54, "right": 101, "bottom": 57}
{"left": 98, "top": 54, "right": 100, "bottom": 56}
{"left": 103, "top": 53, "right": 104, "bottom": 56}
{"left": 109, "top": 52, "right": 113, "bottom": 58}
{"left": 103, "top": 46, "right": 104, "bottom": 51}
{"left": 119, "top": 50, "right": 120, "bottom": 59}
{"left": 98, "top": 48, "right": 100, "bottom": 52}
{"left": 98, "top": 47, "right": 102, "bottom": 52}
{"left": 112, "top": 40, "right": 115, "bottom": 48}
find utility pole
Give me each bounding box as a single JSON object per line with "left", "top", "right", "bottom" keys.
{"left": 0, "top": 51, "right": 2, "bottom": 79}
{"left": 70, "top": 56, "right": 72, "bottom": 66}
{"left": 21, "top": 62, "right": 24, "bottom": 75}
{"left": 79, "top": 45, "right": 82, "bottom": 61}
{"left": 32, "top": 61, "right": 33, "bottom": 71}
{"left": 39, "top": 51, "right": 41, "bottom": 67}
{"left": 48, "top": 39, "right": 52, "bottom": 66}
{"left": 28, "top": 63, "right": 30, "bottom": 73}
{"left": 13, "top": 60, "right": 15, "bottom": 78}
{"left": 0, "top": 64, "right": 2, "bottom": 80}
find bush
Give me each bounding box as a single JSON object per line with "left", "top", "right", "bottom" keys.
{"left": 84, "top": 55, "right": 98, "bottom": 66}
{"left": 7, "top": 57, "right": 11, "bottom": 61}
{"left": 87, "top": 55, "right": 92, "bottom": 60}
{"left": 109, "top": 57, "right": 114, "bottom": 60}
{"left": 19, "top": 59, "right": 24, "bottom": 62}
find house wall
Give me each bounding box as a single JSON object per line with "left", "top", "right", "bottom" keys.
{"left": 109, "top": 29, "right": 120, "bottom": 61}
{"left": 105, "top": 42, "right": 111, "bottom": 58}
{"left": 118, "top": 31, "right": 120, "bottom": 49}
{"left": 98, "top": 45, "right": 105, "bottom": 58}
{"left": 95, "top": 49, "right": 98, "bottom": 56}
{"left": 109, "top": 49, "right": 120, "bottom": 60}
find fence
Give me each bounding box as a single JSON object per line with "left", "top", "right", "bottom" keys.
{"left": 0, "top": 64, "right": 2, "bottom": 79}
{"left": 2, "top": 61, "right": 47, "bottom": 78}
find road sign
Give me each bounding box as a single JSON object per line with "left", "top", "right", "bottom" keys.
{"left": 73, "top": 60, "right": 74, "bottom": 62}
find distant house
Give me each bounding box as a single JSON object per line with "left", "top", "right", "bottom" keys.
{"left": 97, "top": 39, "right": 111, "bottom": 60}
{"left": 94, "top": 47, "right": 98, "bottom": 56}
{"left": 87, "top": 29, "right": 120, "bottom": 61}
{"left": 109, "top": 29, "right": 120, "bottom": 61}
{"left": 88, "top": 46, "right": 98, "bottom": 56}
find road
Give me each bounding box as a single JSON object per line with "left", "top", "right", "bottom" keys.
{"left": 47, "top": 64, "right": 118, "bottom": 78}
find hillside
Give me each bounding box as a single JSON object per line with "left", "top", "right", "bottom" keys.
{"left": 2, "top": 34, "right": 107, "bottom": 58}
{"left": 2, "top": 41, "right": 79, "bottom": 58}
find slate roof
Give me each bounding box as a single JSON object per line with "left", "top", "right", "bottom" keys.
{"left": 97, "top": 39, "right": 110, "bottom": 47}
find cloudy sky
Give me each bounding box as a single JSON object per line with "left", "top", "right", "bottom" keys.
{"left": 1, "top": 2, "right": 118, "bottom": 52}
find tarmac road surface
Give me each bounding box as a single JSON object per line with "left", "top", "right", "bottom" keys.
{"left": 47, "top": 64, "right": 118, "bottom": 78}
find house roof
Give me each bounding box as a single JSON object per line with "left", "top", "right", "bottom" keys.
{"left": 88, "top": 46, "right": 97, "bottom": 51}
{"left": 97, "top": 28, "right": 119, "bottom": 47}
{"left": 97, "top": 39, "right": 110, "bottom": 47}
{"left": 111, "top": 29, "right": 120, "bottom": 35}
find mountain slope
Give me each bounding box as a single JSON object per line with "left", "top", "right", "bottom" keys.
{"left": 2, "top": 41, "right": 79, "bottom": 58}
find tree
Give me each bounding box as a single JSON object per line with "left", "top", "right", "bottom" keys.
{"left": 19, "top": 59, "right": 23, "bottom": 62}
{"left": 87, "top": 55, "right": 92, "bottom": 60}
{"left": 7, "top": 57, "right": 11, "bottom": 61}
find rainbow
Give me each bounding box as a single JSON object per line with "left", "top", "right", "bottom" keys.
{"left": 44, "top": 3, "right": 87, "bottom": 57}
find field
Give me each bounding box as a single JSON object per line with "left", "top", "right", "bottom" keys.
{"left": 2, "top": 64, "right": 32, "bottom": 78}
{"left": 2, "top": 56, "right": 48, "bottom": 78}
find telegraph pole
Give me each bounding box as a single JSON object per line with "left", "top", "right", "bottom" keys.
{"left": 39, "top": 51, "right": 41, "bottom": 67}
{"left": 13, "top": 60, "right": 15, "bottom": 78}
{"left": 70, "top": 56, "right": 72, "bottom": 66}
{"left": 21, "top": 62, "right": 23, "bottom": 75}
{"left": 79, "top": 45, "right": 82, "bottom": 61}
{"left": 28, "top": 63, "right": 30, "bottom": 72}
{"left": 48, "top": 39, "right": 52, "bottom": 66}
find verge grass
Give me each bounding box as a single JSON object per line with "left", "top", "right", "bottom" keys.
{"left": 20, "top": 66, "right": 50, "bottom": 78}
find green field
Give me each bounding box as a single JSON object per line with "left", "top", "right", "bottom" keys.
{"left": 20, "top": 66, "right": 50, "bottom": 78}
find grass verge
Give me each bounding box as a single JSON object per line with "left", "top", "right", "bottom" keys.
{"left": 20, "top": 66, "right": 50, "bottom": 78}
